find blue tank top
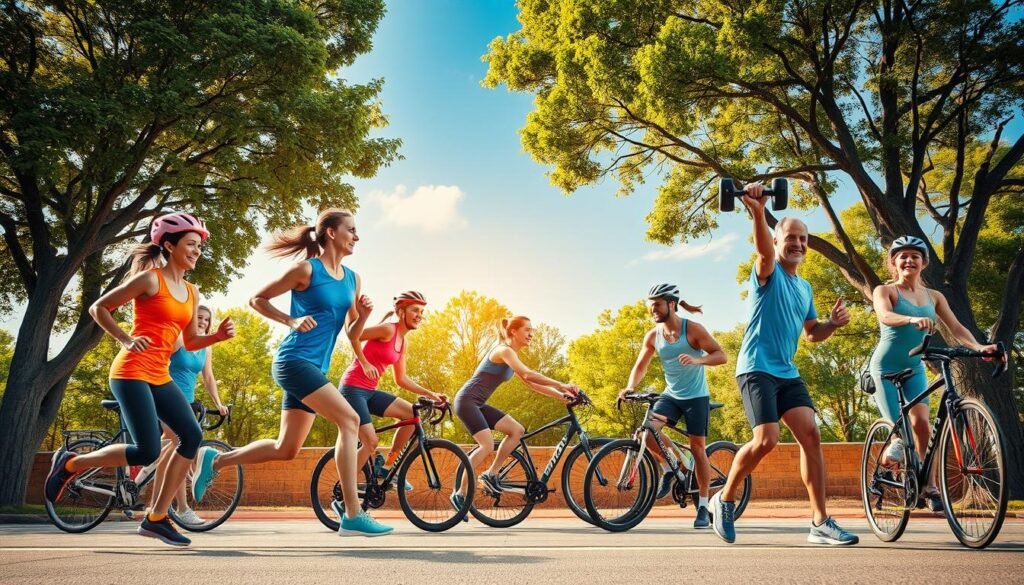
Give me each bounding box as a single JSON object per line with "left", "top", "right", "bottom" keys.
{"left": 275, "top": 259, "right": 356, "bottom": 372}
{"left": 655, "top": 320, "right": 710, "bottom": 400}
{"left": 870, "top": 288, "right": 937, "bottom": 372}
{"left": 457, "top": 349, "right": 515, "bottom": 403}
{"left": 736, "top": 261, "right": 818, "bottom": 378}
{"left": 169, "top": 346, "right": 207, "bottom": 403}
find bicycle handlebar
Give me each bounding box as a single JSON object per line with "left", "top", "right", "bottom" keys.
{"left": 616, "top": 391, "right": 661, "bottom": 410}
{"left": 567, "top": 390, "right": 592, "bottom": 409}
{"left": 414, "top": 396, "right": 452, "bottom": 426}
{"left": 193, "top": 403, "right": 233, "bottom": 431}
{"left": 909, "top": 334, "right": 1008, "bottom": 378}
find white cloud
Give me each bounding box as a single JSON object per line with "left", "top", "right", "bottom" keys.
{"left": 641, "top": 233, "right": 739, "bottom": 262}
{"left": 372, "top": 184, "right": 468, "bottom": 232}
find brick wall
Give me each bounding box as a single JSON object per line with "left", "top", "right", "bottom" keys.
{"left": 26, "top": 442, "right": 865, "bottom": 508}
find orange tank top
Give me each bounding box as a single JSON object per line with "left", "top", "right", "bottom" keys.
{"left": 109, "top": 269, "right": 196, "bottom": 385}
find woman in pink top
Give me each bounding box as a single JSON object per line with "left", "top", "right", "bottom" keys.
{"left": 339, "top": 291, "right": 446, "bottom": 483}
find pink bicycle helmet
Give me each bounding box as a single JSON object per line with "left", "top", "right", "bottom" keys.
{"left": 150, "top": 212, "right": 209, "bottom": 245}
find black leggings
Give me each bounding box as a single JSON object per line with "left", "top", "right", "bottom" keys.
{"left": 109, "top": 379, "right": 203, "bottom": 465}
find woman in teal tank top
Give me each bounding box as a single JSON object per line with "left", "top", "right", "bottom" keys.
{"left": 197, "top": 209, "right": 392, "bottom": 537}
{"left": 154, "top": 304, "right": 228, "bottom": 525}
{"left": 870, "top": 236, "right": 1003, "bottom": 511}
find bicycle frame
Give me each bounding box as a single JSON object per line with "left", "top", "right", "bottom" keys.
{"left": 879, "top": 357, "right": 978, "bottom": 497}
{"left": 371, "top": 401, "right": 448, "bottom": 491}
{"left": 624, "top": 403, "right": 691, "bottom": 487}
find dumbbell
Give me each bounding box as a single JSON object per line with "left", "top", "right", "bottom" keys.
{"left": 719, "top": 178, "right": 789, "bottom": 212}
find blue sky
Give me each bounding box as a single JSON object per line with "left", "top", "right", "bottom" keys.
{"left": 200, "top": 0, "right": 852, "bottom": 342}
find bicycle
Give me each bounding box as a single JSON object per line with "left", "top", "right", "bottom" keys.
{"left": 310, "top": 397, "right": 474, "bottom": 532}
{"left": 45, "top": 399, "right": 242, "bottom": 533}
{"left": 860, "top": 333, "right": 1009, "bottom": 549}
{"left": 582, "top": 391, "right": 751, "bottom": 532}
{"left": 451, "top": 391, "right": 611, "bottom": 528}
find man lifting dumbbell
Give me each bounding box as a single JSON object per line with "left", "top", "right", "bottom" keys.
{"left": 720, "top": 178, "right": 788, "bottom": 212}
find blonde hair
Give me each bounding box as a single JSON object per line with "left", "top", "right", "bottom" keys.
{"left": 265, "top": 208, "right": 354, "bottom": 259}
{"left": 497, "top": 315, "right": 531, "bottom": 344}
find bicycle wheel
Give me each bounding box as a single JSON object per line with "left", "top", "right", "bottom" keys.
{"left": 456, "top": 447, "right": 536, "bottom": 528}
{"left": 169, "top": 439, "right": 243, "bottom": 532}
{"left": 560, "top": 437, "right": 611, "bottom": 525}
{"left": 861, "top": 419, "right": 911, "bottom": 542}
{"left": 397, "top": 439, "right": 474, "bottom": 532}
{"left": 45, "top": 439, "right": 116, "bottom": 533}
{"left": 939, "top": 398, "right": 1008, "bottom": 549}
{"left": 704, "top": 441, "right": 752, "bottom": 519}
{"left": 583, "top": 439, "right": 657, "bottom": 532}
{"left": 309, "top": 447, "right": 373, "bottom": 531}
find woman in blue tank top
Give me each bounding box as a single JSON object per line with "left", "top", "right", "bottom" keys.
{"left": 194, "top": 208, "right": 392, "bottom": 537}
{"left": 451, "top": 315, "right": 579, "bottom": 510}
{"left": 150, "top": 304, "right": 228, "bottom": 525}
{"left": 870, "top": 236, "right": 1003, "bottom": 512}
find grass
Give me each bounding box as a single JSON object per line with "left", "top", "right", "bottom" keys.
{"left": 0, "top": 504, "right": 47, "bottom": 515}
{"left": 1008, "top": 500, "right": 1024, "bottom": 512}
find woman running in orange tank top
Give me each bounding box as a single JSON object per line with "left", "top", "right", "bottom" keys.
{"left": 44, "top": 213, "right": 236, "bottom": 547}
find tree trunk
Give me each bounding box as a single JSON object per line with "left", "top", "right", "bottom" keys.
{"left": 0, "top": 276, "right": 96, "bottom": 506}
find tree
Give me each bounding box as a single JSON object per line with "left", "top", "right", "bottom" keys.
{"left": 0, "top": 0, "right": 399, "bottom": 505}
{"left": 484, "top": 0, "right": 1024, "bottom": 493}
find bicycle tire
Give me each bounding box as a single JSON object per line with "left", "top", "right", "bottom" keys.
{"left": 860, "top": 419, "right": 911, "bottom": 542}
{"left": 309, "top": 447, "right": 373, "bottom": 532}
{"left": 456, "top": 446, "right": 536, "bottom": 528}
{"left": 169, "top": 439, "right": 243, "bottom": 532}
{"left": 560, "top": 437, "right": 612, "bottom": 525}
{"left": 397, "top": 439, "right": 474, "bottom": 532}
{"left": 44, "top": 439, "right": 116, "bottom": 533}
{"left": 583, "top": 438, "right": 658, "bottom": 532}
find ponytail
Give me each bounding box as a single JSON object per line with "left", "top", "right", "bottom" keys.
{"left": 678, "top": 299, "right": 703, "bottom": 314}
{"left": 378, "top": 310, "right": 397, "bottom": 324}
{"left": 266, "top": 225, "right": 319, "bottom": 259}
{"left": 497, "top": 315, "right": 530, "bottom": 344}
{"left": 265, "top": 208, "right": 354, "bottom": 260}
{"left": 130, "top": 243, "right": 165, "bottom": 275}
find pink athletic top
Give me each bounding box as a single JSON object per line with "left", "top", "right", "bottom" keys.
{"left": 340, "top": 325, "right": 405, "bottom": 390}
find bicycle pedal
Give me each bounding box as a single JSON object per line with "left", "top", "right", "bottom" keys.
{"left": 122, "top": 510, "right": 135, "bottom": 520}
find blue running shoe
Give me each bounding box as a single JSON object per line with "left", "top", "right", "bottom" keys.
{"left": 191, "top": 446, "right": 218, "bottom": 503}
{"left": 710, "top": 491, "right": 736, "bottom": 543}
{"left": 693, "top": 505, "right": 711, "bottom": 529}
{"left": 450, "top": 493, "right": 469, "bottom": 523}
{"left": 656, "top": 471, "right": 674, "bottom": 499}
{"left": 138, "top": 515, "right": 191, "bottom": 547}
{"left": 808, "top": 516, "right": 859, "bottom": 545}
{"left": 44, "top": 450, "right": 78, "bottom": 503}
{"left": 339, "top": 510, "right": 393, "bottom": 537}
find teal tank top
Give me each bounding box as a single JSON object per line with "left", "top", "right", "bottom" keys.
{"left": 656, "top": 320, "right": 710, "bottom": 400}
{"left": 870, "top": 288, "right": 937, "bottom": 372}
{"left": 169, "top": 346, "right": 206, "bottom": 403}
{"left": 275, "top": 259, "right": 356, "bottom": 372}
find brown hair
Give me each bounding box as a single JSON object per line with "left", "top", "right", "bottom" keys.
{"left": 676, "top": 299, "right": 703, "bottom": 314}
{"left": 265, "top": 208, "right": 354, "bottom": 259}
{"left": 196, "top": 304, "right": 213, "bottom": 334}
{"left": 497, "top": 315, "right": 531, "bottom": 344}
{"left": 129, "top": 230, "right": 194, "bottom": 275}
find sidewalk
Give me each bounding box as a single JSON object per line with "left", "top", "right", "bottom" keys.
{"left": 6, "top": 499, "right": 1020, "bottom": 524}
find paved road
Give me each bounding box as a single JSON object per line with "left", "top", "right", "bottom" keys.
{"left": 2, "top": 518, "right": 1022, "bottom": 584}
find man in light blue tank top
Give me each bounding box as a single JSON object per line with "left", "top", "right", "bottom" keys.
{"left": 710, "top": 183, "right": 858, "bottom": 547}
{"left": 621, "top": 284, "right": 727, "bottom": 529}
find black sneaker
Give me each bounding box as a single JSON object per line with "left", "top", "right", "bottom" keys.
{"left": 922, "top": 490, "right": 944, "bottom": 513}
{"left": 656, "top": 471, "right": 674, "bottom": 499}
{"left": 479, "top": 472, "right": 503, "bottom": 495}
{"left": 138, "top": 515, "right": 191, "bottom": 547}
{"left": 44, "top": 450, "right": 78, "bottom": 503}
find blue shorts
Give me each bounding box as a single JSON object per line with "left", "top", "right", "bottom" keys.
{"left": 652, "top": 395, "right": 710, "bottom": 437}
{"left": 273, "top": 359, "right": 330, "bottom": 414}
{"left": 341, "top": 386, "right": 399, "bottom": 425}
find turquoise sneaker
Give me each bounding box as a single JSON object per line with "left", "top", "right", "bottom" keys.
{"left": 339, "top": 510, "right": 393, "bottom": 537}
{"left": 191, "top": 447, "right": 218, "bottom": 503}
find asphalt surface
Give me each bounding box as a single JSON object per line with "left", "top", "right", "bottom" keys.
{"left": 2, "top": 517, "right": 1022, "bottom": 584}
